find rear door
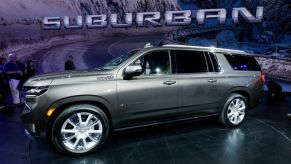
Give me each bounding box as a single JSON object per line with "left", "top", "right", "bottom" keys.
{"left": 173, "top": 50, "right": 221, "bottom": 117}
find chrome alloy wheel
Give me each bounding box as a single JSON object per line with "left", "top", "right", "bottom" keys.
{"left": 226, "top": 98, "right": 246, "bottom": 125}
{"left": 60, "top": 112, "right": 103, "bottom": 153}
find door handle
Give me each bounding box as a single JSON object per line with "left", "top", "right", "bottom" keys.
{"left": 208, "top": 79, "right": 217, "bottom": 83}
{"left": 163, "top": 81, "right": 176, "bottom": 85}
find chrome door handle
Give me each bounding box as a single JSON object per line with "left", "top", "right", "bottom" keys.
{"left": 208, "top": 79, "right": 217, "bottom": 83}
{"left": 163, "top": 81, "right": 176, "bottom": 85}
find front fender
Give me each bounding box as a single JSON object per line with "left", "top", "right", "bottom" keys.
{"left": 49, "top": 95, "right": 114, "bottom": 113}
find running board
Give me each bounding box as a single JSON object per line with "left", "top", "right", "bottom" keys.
{"left": 114, "top": 113, "right": 219, "bottom": 132}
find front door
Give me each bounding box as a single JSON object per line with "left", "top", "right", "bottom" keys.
{"left": 117, "top": 50, "right": 178, "bottom": 126}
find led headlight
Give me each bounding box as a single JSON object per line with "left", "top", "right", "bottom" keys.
{"left": 25, "top": 86, "right": 49, "bottom": 96}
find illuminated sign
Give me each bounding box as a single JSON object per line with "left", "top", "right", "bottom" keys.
{"left": 43, "top": 7, "right": 263, "bottom": 30}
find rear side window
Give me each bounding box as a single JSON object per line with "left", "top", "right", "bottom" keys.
{"left": 224, "top": 54, "right": 261, "bottom": 71}
{"left": 174, "top": 50, "right": 208, "bottom": 73}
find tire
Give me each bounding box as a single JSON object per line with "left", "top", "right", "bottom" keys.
{"left": 51, "top": 104, "right": 109, "bottom": 155}
{"left": 219, "top": 93, "right": 248, "bottom": 127}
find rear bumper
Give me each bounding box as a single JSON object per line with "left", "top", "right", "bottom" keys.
{"left": 250, "top": 89, "right": 264, "bottom": 108}
{"left": 255, "top": 93, "right": 264, "bottom": 107}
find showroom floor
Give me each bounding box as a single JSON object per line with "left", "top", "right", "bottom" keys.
{"left": 0, "top": 95, "right": 291, "bottom": 164}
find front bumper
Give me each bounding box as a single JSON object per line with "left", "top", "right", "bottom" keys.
{"left": 21, "top": 101, "right": 49, "bottom": 137}
{"left": 21, "top": 103, "right": 40, "bottom": 136}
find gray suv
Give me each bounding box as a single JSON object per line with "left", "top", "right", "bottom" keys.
{"left": 21, "top": 44, "right": 264, "bottom": 155}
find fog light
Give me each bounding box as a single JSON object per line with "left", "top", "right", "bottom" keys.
{"left": 47, "top": 108, "right": 56, "bottom": 117}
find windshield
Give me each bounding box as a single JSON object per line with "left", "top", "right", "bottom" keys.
{"left": 100, "top": 49, "right": 140, "bottom": 70}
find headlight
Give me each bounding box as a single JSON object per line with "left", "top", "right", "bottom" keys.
{"left": 23, "top": 86, "right": 49, "bottom": 96}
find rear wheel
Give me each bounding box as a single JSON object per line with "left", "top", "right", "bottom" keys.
{"left": 219, "top": 93, "right": 247, "bottom": 126}
{"left": 51, "top": 104, "right": 109, "bottom": 155}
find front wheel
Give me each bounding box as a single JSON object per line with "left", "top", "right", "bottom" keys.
{"left": 219, "top": 93, "right": 248, "bottom": 126}
{"left": 51, "top": 104, "right": 109, "bottom": 155}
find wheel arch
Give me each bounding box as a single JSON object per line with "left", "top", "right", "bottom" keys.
{"left": 46, "top": 96, "right": 114, "bottom": 142}
{"left": 224, "top": 87, "right": 251, "bottom": 107}
{"left": 231, "top": 90, "right": 250, "bottom": 106}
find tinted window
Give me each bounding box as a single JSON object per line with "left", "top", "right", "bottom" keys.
{"left": 174, "top": 50, "right": 208, "bottom": 73}
{"left": 133, "top": 51, "right": 171, "bottom": 75}
{"left": 224, "top": 54, "right": 261, "bottom": 71}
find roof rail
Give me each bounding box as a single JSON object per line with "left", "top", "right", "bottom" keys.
{"left": 162, "top": 44, "right": 247, "bottom": 54}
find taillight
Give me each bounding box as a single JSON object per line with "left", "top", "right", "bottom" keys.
{"left": 261, "top": 71, "right": 265, "bottom": 83}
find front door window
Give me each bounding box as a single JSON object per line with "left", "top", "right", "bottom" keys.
{"left": 132, "top": 51, "right": 172, "bottom": 75}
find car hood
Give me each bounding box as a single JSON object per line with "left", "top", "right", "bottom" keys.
{"left": 25, "top": 69, "right": 116, "bottom": 86}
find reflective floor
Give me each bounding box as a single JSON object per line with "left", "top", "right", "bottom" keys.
{"left": 0, "top": 95, "right": 291, "bottom": 164}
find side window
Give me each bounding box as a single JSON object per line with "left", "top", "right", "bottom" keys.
{"left": 174, "top": 50, "right": 208, "bottom": 73}
{"left": 133, "top": 51, "right": 171, "bottom": 75}
{"left": 224, "top": 54, "right": 261, "bottom": 71}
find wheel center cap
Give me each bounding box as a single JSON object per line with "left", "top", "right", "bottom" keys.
{"left": 234, "top": 112, "right": 239, "bottom": 116}
{"left": 78, "top": 126, "right": 87, "bottom": 133}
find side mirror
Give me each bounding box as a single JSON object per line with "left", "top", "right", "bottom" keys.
{"left": 124, "top": 65, "right": 142, "bottom": 79}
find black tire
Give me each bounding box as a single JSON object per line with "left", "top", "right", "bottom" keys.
{"left": 51, "top": 104, "right": 109, "bottom": 156}
{"left": 219, "top": 93, "right": 248, "bottom": 127}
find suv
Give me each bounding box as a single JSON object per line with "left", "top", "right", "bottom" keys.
{"left": 21, "top": 44, "right": 264, "bottom": 155}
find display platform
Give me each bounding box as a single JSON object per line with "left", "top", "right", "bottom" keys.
{"left": 0, "top": 95, "right": 291, "bottom": 164}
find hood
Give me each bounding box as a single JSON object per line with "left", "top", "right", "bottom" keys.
{"left": 25, "top": 69, "right": 115, "bottom": 86}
